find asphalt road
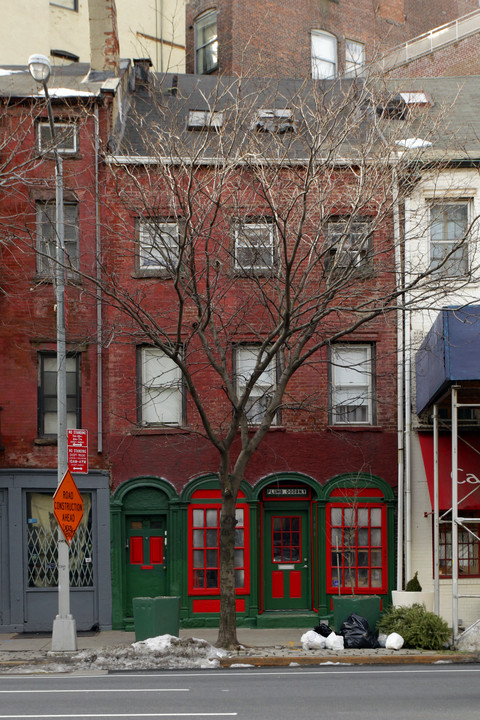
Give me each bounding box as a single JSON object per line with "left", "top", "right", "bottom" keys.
{"left": 0, "top": 665, "right": 480, "bottom": 719}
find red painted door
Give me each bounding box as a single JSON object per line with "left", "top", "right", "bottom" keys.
{"left": 263, "top": 509, "right": 310, "bottom": 610}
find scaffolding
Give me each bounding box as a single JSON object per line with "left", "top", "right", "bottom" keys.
{"left": 432, "top": 389, "right": 480, "bottom": 644}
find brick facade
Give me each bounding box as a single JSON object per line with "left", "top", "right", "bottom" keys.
{"left": 185, "top": 0, "right": 480, "bottom": 76}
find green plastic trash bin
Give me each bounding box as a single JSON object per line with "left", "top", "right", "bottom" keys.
{"left": 332, "top": 595, "right": 381, "bottom": 632}
{"left": 133, "top": 596, "right": 180, "bottom": 641}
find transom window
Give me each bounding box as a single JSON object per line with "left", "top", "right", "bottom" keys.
{"left": 311, "top": 30, "right": 337, "bottom": 79}
{"left": 327, "top": 503, "right": 386, "bottom": 593}
{"left": 139, "top": 347, "right": 183, "bottom": 426}
{"left": 38, "top": 122, "right": 78, "bottom": 154}
{"left": 38, "top": 353, "right": 80, "bottom": 436}
{"left": 327, "top": 218, "right": 372, "bottom": 270}
{"left": 195, "top": 10, "right": 218, "bottom": 74}
{"left": 235, "top": 345, "right": 277, "bottom": 425}
{"left": 190, "top": 506, "right": 246, "bottom": 592}
{"left": 234, "top": 223, "right": 275, "bottom": 272}
{"left": 430, "top": 202, "right": 469, "bottom": 276}
{"left": 331, "top": 345, "right": 374, "bottom": 425}
{"left": 36, "top": 201, "right": 79, "bottom": 276}
{"left": 439, "top": 521, "right": 480, "bottom": 577}
{"left": 138, "top": 220, "right": 180, "bottom": 273}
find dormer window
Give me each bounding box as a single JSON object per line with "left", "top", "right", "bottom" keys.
{"left": 187, "top": 110, "right": 224, "bottom": 130}
{"left": 38, "top": 121, "right": 78, "bottom": 154}
{"left": 252, "top": 109, "right": 294, "bottom": 133}
{"left": 195, "top": 10, "right": 218, "bottom": 74}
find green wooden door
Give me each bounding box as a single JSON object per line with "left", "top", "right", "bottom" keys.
{"left": 263, "top": 509, "right": 310, "bottom": 610}
{"left": 125, "top": 516, "right": 167, "bottom": 617}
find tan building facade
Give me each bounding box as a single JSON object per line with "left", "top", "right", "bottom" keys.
{"left": 0, "top": 0, "right": 185, "bottom": 72}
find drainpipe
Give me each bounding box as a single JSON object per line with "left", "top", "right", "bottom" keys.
{"left": 94, "top": 104, "right": 103, "bottom": 454}
{"left": 404, "top": 196, "right": 412, "bottom": 583}
{"left": 393, "top": 168, "right": 404, "bottom": 591}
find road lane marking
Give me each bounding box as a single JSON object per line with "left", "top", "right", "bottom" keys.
{"left": 0, "top": 689, "right": 189, "bottom": 694}
{"left": 0, "top": 715, "right": 237, "bottom": 719}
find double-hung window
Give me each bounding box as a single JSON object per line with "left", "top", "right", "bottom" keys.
{"left": 38, "top": 121, "right": 78, "bottom": 154}
{"left": 138, "top": 219, "right": 180, "bottom": 274}
{"left": 345, "top": 40, "right": 365, "bottom": 76}
{"left": 311, "top": 30, "right": 337, "bottom": 79}
{"left": 331, "top": 345, "right": 374, "bottom": 425}
{"left": 430, "top": 202, "right": 469, "bottom": 276}
{"left": 139, "top": 347, "right": 183, "bottom": 426}
{"left": 38, "top": 353, "right": 80, "bottom": 436}
{"left": 195, "top": 10, "right": 218, "bottom": 74}
{"left": 327, "top": 218, "right": 372, "bottom": 271}
{"left": 236, "top": 345, "right": 277, "bottom": 425}
{"left": 234, "top": 222, "right": 275, "bottom": 273}
{"left": 36, "top": 201, "right": 79, "bottom": 276}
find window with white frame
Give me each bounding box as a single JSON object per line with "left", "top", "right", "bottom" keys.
{"left": 327, "top": 218, "right": 372, "bottom": 270}
{"left": 36, "top": 201, "right": 79, "bottom": 276}
{"left": 138, "top": 220, "right": 180, "bottom": 273}
{"left": 234, "top": 222, "right": 275, "bottom": 272}
{"left": 311, "top": 30, "right": 337, "bottom": 79}
{"left": 38, "top": 122, "right": 78, "bottom": 154}
{"left": 345, "top": 40, "right": 365, "bottom": 76}
{"left": 140, "top": 347, "right": 183, "bottom": 426}
{"left": 38, "top": 353, "right": 80, "bottom": 436}
{"left": 195, "top": 10, "right": 218, "bottom": 74}
{"left": 331, "top": 345, "right": 374, "bottom": 424}
{"left": 429, "top": 202, "right": 469, "bottom": 276}
{"left": 236, "top": 345, "right": 277, "bottom": 425}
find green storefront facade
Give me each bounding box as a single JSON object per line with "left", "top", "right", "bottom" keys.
{"left": 111, "top": 472, "right": 396, "bottom": 629}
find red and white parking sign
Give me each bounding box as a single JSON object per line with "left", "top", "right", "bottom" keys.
{"left": 67, "top": 429, "right": 88, "bottom": 474}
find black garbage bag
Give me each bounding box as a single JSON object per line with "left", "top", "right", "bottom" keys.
{"left": 339, "top": 613, "right": 380, "bottom": 649}
{"left": 313, "top": 622, "right": 333, "bottom": 638}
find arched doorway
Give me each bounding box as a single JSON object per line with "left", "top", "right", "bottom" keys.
{"left": 111, "top": 477, "right": 177, "bottom": 629}
{"left": 255, "top": 473, "right": 321, "bottom": 614}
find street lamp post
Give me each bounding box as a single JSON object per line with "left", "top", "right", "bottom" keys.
{"left": 28, "top": 54, "right": 77, "bottom": 652}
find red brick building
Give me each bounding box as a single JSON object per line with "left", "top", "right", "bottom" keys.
{"left": 185, "top": 0, "right": 480, "bottom": 77}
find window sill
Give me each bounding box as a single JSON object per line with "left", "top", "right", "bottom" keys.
{"left": 133, "top": 426, "right": 190, "bottom": 435}
{"left": 34, "top": 437, "right": 57, "bottom": 446}
{"left": 328, "top": 425, "right": 382, "bottom": 432}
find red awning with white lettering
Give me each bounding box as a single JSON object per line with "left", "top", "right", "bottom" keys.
{"left": 418, "top": 433, "right": 480, "bottom": 511}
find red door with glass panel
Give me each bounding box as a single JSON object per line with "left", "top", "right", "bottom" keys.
{"left": 125, "top": 516, "right": 167, "bottom": 616}
{"left": 263, "top": 510, "right": 310, "bottom": 610}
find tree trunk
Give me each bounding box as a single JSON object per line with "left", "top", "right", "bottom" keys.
{"left": 216, "top": 483, "right": 239, "bottom": 649}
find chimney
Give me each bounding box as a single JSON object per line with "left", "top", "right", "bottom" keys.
{"left": 132, "top": 58, "right": 152, "bottom": 90}
{"left": 88, "top": 0, "right": 120, "bottom": 75}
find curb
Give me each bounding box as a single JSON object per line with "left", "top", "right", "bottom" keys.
{"left": 220, "top": 652, "right": 480, "bottom": 667}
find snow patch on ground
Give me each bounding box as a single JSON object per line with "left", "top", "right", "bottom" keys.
{"left": 3, "top": 636, "right": 227, "bottom": 674}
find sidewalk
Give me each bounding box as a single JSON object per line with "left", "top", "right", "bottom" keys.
{"left": 0, "top": 628, "right": 479, "bottom": 671}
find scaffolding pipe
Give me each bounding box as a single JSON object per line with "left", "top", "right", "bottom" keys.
{"left": 433, "top": 404, "right": 439, "bottom": 614}
{"left": 452, "top": 386, "right": 459, "bottom": 643}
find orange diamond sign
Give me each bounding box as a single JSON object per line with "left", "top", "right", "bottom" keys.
{"left": 53, "top": 469, "right": 84, "bottom": 544}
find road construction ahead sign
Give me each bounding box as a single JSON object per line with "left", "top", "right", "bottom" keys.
{"left": 53, "top": 469, "right": 84, "bottom": 544}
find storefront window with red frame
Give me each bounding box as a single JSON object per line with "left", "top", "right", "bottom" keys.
{"left": 327, "top": 503, "right": 386, "bottom": 593}
{"left": 190, "top": 506, "right": 247, "bottom": 593}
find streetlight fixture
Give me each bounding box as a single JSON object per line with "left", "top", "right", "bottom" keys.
{"left": 28, "top": 54, "right": 77, "bottom": 652}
